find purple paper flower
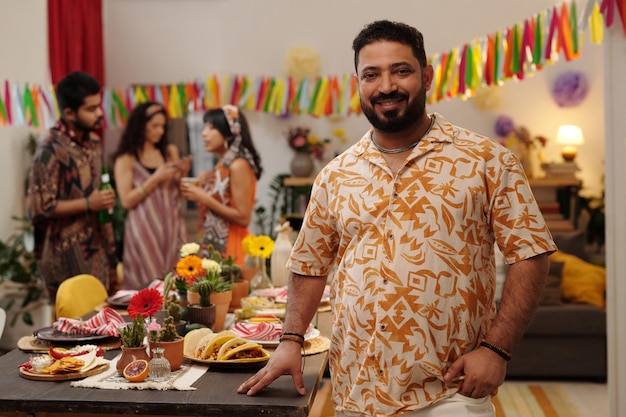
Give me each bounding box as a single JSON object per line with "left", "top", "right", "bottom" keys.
{"left": 494, "top": 115, "right": 515, "bottom": 138}
{"left": 552, "top": 71, "right": 589, "bottom": 108}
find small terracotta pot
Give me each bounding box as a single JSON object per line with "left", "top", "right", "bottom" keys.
{"left": 229, "top": 281, "right": 250, "bottom": 312}
{"left": 187, "top": 291, "right": 200, "bottom": 305}
{"left": 149, "top": 337, "right": 184, "bottom": 371}
{"left": 116, "top": 345, "right": 150, "bottom": 375}
{"left": 210, "top": 291, "right": 232, "bottom": 331}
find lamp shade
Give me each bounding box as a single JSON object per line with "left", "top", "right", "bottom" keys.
{"left": 556, "top": 125, "right": 585, "bottom": 146}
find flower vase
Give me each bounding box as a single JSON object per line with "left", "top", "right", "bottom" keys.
{"left": 148, "top": 347, "right": 171, "bottom": 379}
{"left": 250, "top": 258, "right": 273, "bottom": 293}
{"left": 290, "top": 152, "right": 315, "bottom": 177}
{"left": 241, "top": 255, "right": 259, "bottom": 283}
{"left": 210, "top": 290, "right": 232, "bottom": 331}
{"left": 271, "top": 223, "right": 293, "bottom": 287}
{"left": 116, "top": 345, "right": 150, "bottom": 375}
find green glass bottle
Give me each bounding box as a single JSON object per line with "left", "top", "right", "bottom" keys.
{"left": 98, "top": 166, "right": 113, "bottom": 223}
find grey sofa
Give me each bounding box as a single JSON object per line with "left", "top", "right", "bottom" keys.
{"left": 505, "top": 230, "right": 607, "bottom": 381}
{"left": 506, "top": 303, "right": 607, "bottom": 380}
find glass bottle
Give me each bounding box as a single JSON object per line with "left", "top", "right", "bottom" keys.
{"left": 250, "top": 257, "right": 273, "bottom": 293}
{"left": 98, "top": 165, "right": 114, "bottom": 223}
{"left": 148, "top": 347, "right": 171, "bottom": 379}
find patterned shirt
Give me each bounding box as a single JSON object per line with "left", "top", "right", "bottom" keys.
{"left": 288, "top": 114, "right": 556, "bottom": 417}
{"left": 27, "top": 120, "right": 116, "bottom": 302}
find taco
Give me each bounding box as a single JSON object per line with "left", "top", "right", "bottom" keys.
{"left": 217, "top": 337, "right": 254, "bottom": 360}
{"left": 219, "top": 341, "right": 266, "bottom": 361}
{"left": 184, "top": 328, "right": 214, "bottom": 358}
{"left": 197, "top": 331, "right": 237, "bottom": 360}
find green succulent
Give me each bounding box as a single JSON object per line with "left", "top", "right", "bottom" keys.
{"left": 120, "top": 313, "right": 145, "bottom": 348}
{"left": 158, "top": 316, "right": 180, "bottom": 342}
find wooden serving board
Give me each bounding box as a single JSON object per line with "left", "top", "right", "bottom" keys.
{"left": 19, "top": 363, "right": 109, "bottom": 381}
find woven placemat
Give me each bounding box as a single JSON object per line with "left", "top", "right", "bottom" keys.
{"left": 18, "top": 336, "right": 122, "bottom": 353}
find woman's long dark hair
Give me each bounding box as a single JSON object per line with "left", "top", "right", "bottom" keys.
{"left": 113, "top": 102, "right": 169, "bottom": 162}
{"left": 204, "top": 108, "right": 263, "bottom": 179}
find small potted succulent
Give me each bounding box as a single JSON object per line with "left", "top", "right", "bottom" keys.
{"left": 187, "top": 280, "right": 216, "bottom": 329}
{"left": 148, "top": 315, "right": 184, "bottom": 371}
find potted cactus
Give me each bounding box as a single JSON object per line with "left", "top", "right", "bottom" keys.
{"left": 148, "top": 315, "right": 184, "bottom": 371}
{"left": 187, "top": 280, "right": 216, "bottom": 329}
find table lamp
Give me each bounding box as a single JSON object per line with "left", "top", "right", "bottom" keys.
{"left": 556, "top": 125, "right": 585, "bottom": 162}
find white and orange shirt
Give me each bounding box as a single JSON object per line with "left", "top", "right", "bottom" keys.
{"left": 288, "top": 114, "right": 556, "bottom": 417}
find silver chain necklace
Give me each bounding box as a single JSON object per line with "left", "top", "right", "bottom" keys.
{"left": 370, "top": 116, "right": 435, "bottom": 154}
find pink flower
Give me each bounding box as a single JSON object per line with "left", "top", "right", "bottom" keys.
{"left": 292, "top": 136, "right": 307, "bottom": 148}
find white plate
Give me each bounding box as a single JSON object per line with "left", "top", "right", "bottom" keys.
{"left": 245, "top": 328, "right": 320, "bottom": 347}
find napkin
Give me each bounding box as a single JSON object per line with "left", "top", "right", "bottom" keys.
{"left": 53, "top": 307, "right": 126, "bottom": 337}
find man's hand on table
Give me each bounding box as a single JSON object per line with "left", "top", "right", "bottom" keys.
{"left": 237, "top": 340, "right": 305, "bottom": 396}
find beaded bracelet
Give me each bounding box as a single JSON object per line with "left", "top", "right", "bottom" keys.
{"left": 279, "top": 334, "right": 304, "bottom": 346}
{"left": 479, "top": 339, "right": 512, "bottom": 361}
{"left": 280, "top": 331, "right": 305, "bottom": 341}
{"left": 85, "top": 197, "right": 91, "bottom": 213}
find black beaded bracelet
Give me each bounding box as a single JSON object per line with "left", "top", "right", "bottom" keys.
{"left": 479, "top": 339, "right": 512, "bottom": 361}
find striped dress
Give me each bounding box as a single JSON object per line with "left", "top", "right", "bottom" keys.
{"left": 121, "top": 162, "right": 186, "bottom": 289}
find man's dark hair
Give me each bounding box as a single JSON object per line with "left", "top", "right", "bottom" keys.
{"left": 55, "top": 71, "right": 101, "bottom": 113}
{"left": 352, "top": 20, "right": 427, "bottom": 71}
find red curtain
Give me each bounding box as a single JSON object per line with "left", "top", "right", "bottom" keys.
{"left": 48, "top": 0, "right": 104, "bottom": 85}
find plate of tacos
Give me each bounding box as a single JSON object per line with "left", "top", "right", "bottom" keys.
{"left": 183, "top": 329, "right": 271, "bottom": 368}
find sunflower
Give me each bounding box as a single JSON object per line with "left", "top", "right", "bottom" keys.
{"left": 128, "top": 288, "right": 163, "bottom": 319}
{"left": 176, "top": 254, "right": 203, "bottom": 284}
{"left": 249, "top": 235, "right": 275, "bottom": 259}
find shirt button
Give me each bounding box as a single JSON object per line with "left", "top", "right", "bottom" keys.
{"left": 379, "top": 369, "right": 384, "bottom": 375}
{"left": 383, "top": 279, "right": 388, "bottom": 285}
{"left": 389, "top": 234, "right": 394, "bottom": 240}
{"left": 381, "top": 324, "right": 387, "bottom": 331}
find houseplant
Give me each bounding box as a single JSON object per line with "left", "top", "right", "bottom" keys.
{"left": 0, "top": 216, "right": 46, "bottom": 327}
{"left": 187, "top": 280, "right": 216, "bottom": 329}
{"left": 117, "top": 312, "right": 150, "bottom": 374}
{"left": 148, "top": 315, "right": 184, "bottom": 371}
{"left": 116, "top": 287, "right": 163, "bottom": 374}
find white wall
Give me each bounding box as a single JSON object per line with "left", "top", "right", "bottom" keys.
{"left": 102, "top": 0, "right": 605, "bottom": 222}
{"left": 0, "top": 0, "right": 48, "bottom": 240}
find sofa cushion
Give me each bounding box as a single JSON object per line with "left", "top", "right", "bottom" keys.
{"left": 526, "top": 303, "right": 606, "bottom": 336}
{"left": 551, "top": 251, "right": 606, "bottom": 308}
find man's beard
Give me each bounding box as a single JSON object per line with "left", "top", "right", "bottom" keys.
{"left": 360, "top": 85, "right": 427, "bottom": 133}
{"left": 74, "top": 116, "right": 103, "bottom": 133}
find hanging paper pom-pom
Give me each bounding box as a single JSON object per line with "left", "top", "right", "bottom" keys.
{"left": 283, "top": 46, "right": 322, "bottom": 84}
{"left": 472, "top": 86, "right": 502, "bottom": 110}
{"left": 494, "top": 115, "right": 515, "bottom": 138}
{"left": 551, "top": 71, "right": 589, "bottom": 107}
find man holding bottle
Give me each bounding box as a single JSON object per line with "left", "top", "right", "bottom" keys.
{"left": 27, "top": 71, "right": 117, "bottom": 305}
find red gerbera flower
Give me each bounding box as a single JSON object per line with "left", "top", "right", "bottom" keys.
{"left": 128, "top": 288, "right": 163, "bottom": 319}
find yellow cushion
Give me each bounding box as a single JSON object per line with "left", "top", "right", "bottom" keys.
{"left": 550, "top": 251, "right": 606, "bottom": 309}
{"left": 55, "top": 274, "right": 109, "bottom": 319}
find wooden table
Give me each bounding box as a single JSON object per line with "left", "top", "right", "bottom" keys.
{"left": 0, "top": 347, "right": 328, "bottom": 417}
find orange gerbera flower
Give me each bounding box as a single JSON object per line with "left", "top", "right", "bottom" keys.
{"left": 128, "top": 288, "right": 163, "bottom": 319}
{"left": 176, "top": 254, "right": 203, "bottom": 284}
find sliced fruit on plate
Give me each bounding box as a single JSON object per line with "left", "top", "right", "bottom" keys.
{"left": 123, "top": 359, "right": 149, "bottom": 382}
